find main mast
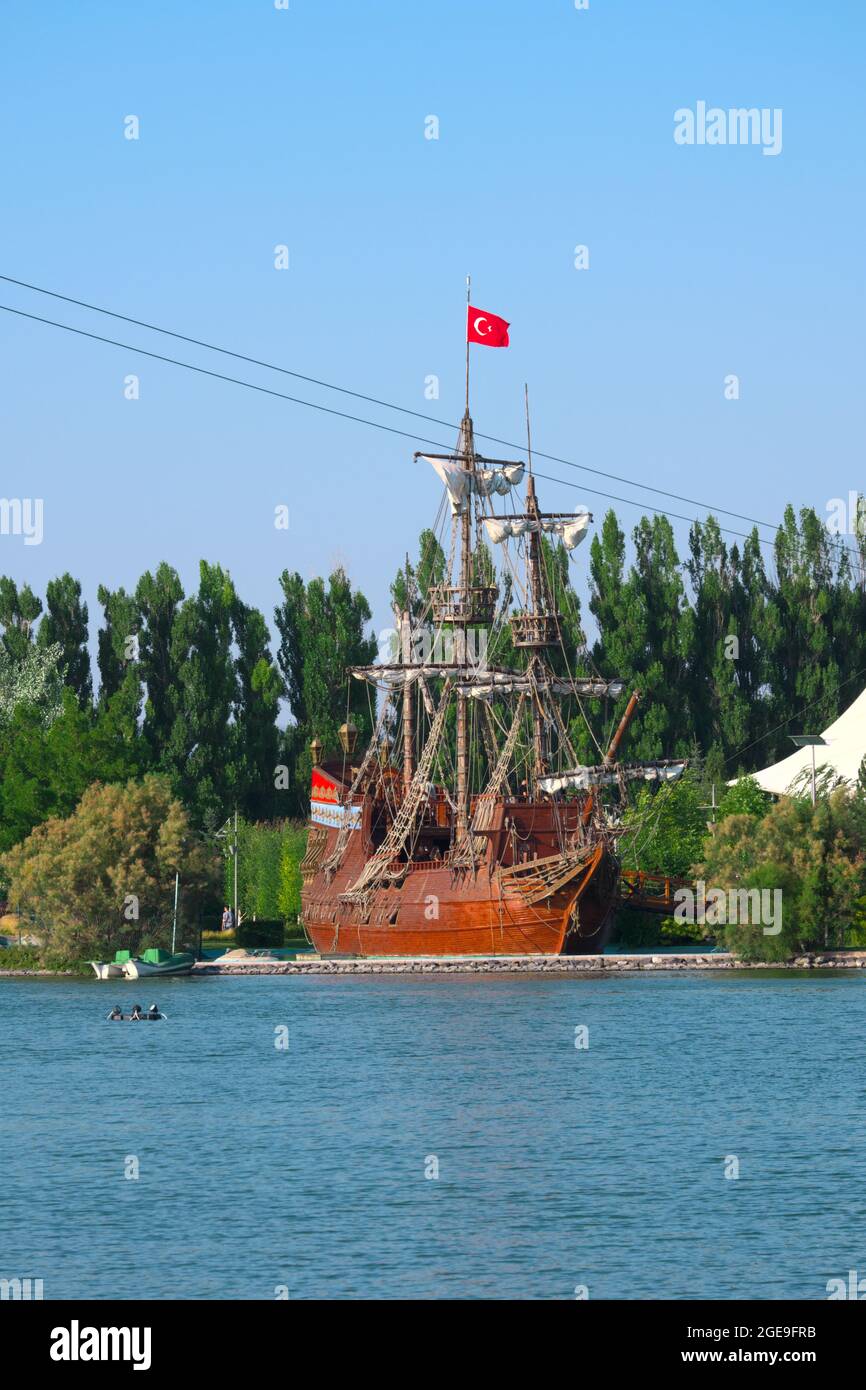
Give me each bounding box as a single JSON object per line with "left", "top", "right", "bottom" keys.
{"left": 456, "top": 277, "right": 475, "bottom": 833}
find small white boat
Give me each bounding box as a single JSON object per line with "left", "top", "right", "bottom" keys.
{"left": 121, "top": 950, "right": 195, "bottom": 979}
{"left": 92, "top": 949, "right": 195, "bottom": 979}
{"left": 91, "top": 960, "right": 125, "bottom": 979}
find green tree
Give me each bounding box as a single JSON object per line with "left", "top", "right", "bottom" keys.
{"left": 590, "top": 512, "right": 694, "bottom": 759}
{"left": 0, "top": 578, "right": 42, "bottom": 662}
{"left": 390, "top": 529, "right": 447, "bottom": 623}
{"left": 165, "top": 562, "right": 237, "bottom": 826}
{"left": 231, "top": 597, "right": 284, "bottom": 821}
{"left": 717, "top": 775, "right": 772, "bottom": 820}
{"left": 0, "top": 683, "right": 146, "bottom": 854}
{"left": 36, "top": 574, "right": 92, "bottom": 707}
{"left": 698, "top": 790, "right": 866, "bottom": 960}
{"left": 223, "top": 818, "right": 307, "bottom": 925}
{"left": 96, "top": 583, "right": 139, "bottom": 704}
{"left": 763, "top": 506, "right": 845, "bottom": 762}
{"left": 0, "top": 641, "right": 65, "bottom": 733}
{"left": 277, "top": 824, "right": 307, "bottom": 924}
{"left": 275, "top": 567, "right": 376, "bottom": 811}
{"left": 1, "top": 774, "right": 220, "bottom": 960}
{"left": 620, "top": 767, "right": 712, "bottom": 878}
{"left": 136, "top": 563, "right": 184, "bottom": 761}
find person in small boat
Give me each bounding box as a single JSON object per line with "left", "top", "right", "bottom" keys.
{"left": 147, "top": 1003, "right": 161, "bottom": 1020}
{"left": 108, "top": 1005, "right": 123, "bottom": 1021}
{"left": 129, "top": 1003, "right": 144, "bottom": 1021}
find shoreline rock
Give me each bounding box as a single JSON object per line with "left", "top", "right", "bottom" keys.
{"left": 187, "top": 949, "right": 866, "bottom": 977}
{"left": 3, "top": 950, "right": 866, "bottom": 979}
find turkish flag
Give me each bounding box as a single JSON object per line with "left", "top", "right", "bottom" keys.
{"left": 467, "top": 305, "right": 510, "bottom": 347}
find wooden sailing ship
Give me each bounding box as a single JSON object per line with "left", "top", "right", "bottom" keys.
{"left": 301, "top": 380, "right": 685, "bottom": 957}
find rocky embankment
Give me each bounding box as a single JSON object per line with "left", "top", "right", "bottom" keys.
{"left": 193, "top": 950, "right": 866, "bottom": 976}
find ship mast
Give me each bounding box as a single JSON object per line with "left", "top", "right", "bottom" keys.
{"left": 451, "top": 275, "right": 477, "bottom": 833}
{"left": 401, "top": 554, "right": 415, "bottom": 795}
{"left": 455, "top": 411, "right": 476, "bottom": 833}
{"left": 523, "top": 387, "right": 549, "bottom": 783}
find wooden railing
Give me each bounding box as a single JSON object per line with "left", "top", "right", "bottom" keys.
{"left": 618, "top": 869, "right": 694, "bottom": 913}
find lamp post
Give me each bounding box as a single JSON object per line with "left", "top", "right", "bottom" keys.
{"left": 214, "top": 813, "right": 239, "bottom": 931}
{"left": 171, "top": 871, "right": 180, "bottom": 954}
{"left": 789, "top": 734, "right": 828, "bottom": 808}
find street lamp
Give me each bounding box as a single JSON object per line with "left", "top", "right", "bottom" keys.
{"left": 789, "top": 734, "right": 828, "bottom": 808}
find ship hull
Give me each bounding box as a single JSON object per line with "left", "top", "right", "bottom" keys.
{"left": 303, "top": 841, "right": 618, "bottom": 958}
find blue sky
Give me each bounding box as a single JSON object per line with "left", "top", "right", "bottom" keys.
{"left": 1, "top": 0, "right": 864, "bottom": 671}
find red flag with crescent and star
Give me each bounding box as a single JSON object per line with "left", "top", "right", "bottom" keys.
{"left": 467, "top": 305, "right": 510, "bottom": 347}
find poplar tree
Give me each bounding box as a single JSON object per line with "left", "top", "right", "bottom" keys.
{"left": 589, "top": 512, "right": 694, "bottom": 759}
{"left": 165, "top": 561, "right": 238, "bottom": 826}
{"left": 275, "top": 567, "right": 376, "bottom": 809}
{"left": 0, "top": 578, "right": 42, "bottom": 662}
{"left": 135, "top": 563, "right": 184, "bottom": 761}
{"left": 231, "top": 596, "right": 284, "bottom": 820}
{"left": 36, "top": 574, "right": 91, "bottom": 708}
{"left": 96, "top": 584, "right": 139, "bottom": 703}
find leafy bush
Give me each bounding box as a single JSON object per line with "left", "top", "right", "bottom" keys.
{"left": 1, "top": 774, "right": 221, "bottom": 960}
{"left": 717, "top": 775, "right": 772, "bottom": 820}
{"left": 235, "top": 919, "right": 284, "bottom": 949}
{"left": 224, "top": 819, "right": 308, "bottom": 924}
{"left": 620, "top": 770, "right": 712, "bottom": 879}
{"left": 0, "top": 945, "right": 43, "bottom": 969}
{"left": 608, "top": 910, "right": 661, "bottom": 947}
{"left": 0, "top": 944, "right": 90, "bottom": 973}
{"left": 697, "top": 789, "right": 866, "bottom": 960}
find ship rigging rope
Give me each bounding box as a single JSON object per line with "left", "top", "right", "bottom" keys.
{"left": 321, "top": 693, "right": 393, "bottom": 878}
{"left": 537, "top": 531, "right": 607, "bottom": 759}
{"left": 344, "top": 679, "right": 453, "bottom": 899}
{"left": 0, "top": 284, "right": 856, "bottom": 565}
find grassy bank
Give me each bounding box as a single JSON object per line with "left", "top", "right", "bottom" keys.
{"left": 0, "top": 946, "right": 92, "bottom": 974}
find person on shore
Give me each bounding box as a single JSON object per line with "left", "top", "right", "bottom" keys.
{"left": 108, "top": 1005, "right": 123, "bottom": 1021}
{"left": 129, "top": 1003, "right": 144, "bottom": 1021}
{"left": 221, "top": 905, "right": 234, "bottom": 932}
{"left": 146, "top": 1003, "right": 161, "bottom": 1020}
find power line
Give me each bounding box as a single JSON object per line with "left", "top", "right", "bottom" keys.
{"left": 531, "top": 471, "right": 761, "bottom": 547}
{"left": 0, "top": 296, "right": 855, "bottom": 563}
{"left": 0, "top": 271, "right": 829, "bottom": 543}
{"left": 0, "top": 302, "right": 450, "bottom": 449}
{"left": 3, "top": 287, "right": 863, "bottom": 775}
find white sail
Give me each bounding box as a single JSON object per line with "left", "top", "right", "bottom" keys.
{"left": 352, "top": 664, "right": 474, "bottom": 685}
{"left": 457, "top": 676, "right": 624, "bottom": 700}
{"left": 561, "top": 511, "right": 591, "bottom": 549}
{"left": 422, "top": 456, "right": 470, "bottom": 513}
{"left": 538, "top": 761, "right": 687, "bottom": 794}
{"left": 352, "top": 666, "right": 624, "bottom": 700}
{"left": 420, "top": 456, "right": 526, "bottom": 515}
{"left": 483, "top": 507, "right": 591, "bottom": 552}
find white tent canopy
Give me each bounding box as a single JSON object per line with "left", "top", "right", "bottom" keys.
{"left": 746, "top": 685, "right": 866, "bottom": 795}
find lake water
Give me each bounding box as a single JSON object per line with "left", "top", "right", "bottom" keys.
{"left": 2, "top": 969, "right": 865, "bottom": 1300}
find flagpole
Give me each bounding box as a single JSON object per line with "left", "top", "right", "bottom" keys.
{"left": 464, "top": 274, "right": 471, "bottom": 416}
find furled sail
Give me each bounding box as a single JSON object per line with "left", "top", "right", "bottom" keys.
{"left": 483, "top": 508, "right": 591, "bottom": 552}
{"left": 456, "top": 676, "right": 625, "bottom": 700}
{"left": 537, "top": 760, "right": 687, "bottom": 794}
{"left": 352, "top": 663, "right": 491, "bottom": 686}
{"left": 420, "top": 455, "right": 525, "bottom": 515}
{"left": 352, "top": 666, "right": 623, "bottom": 701}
